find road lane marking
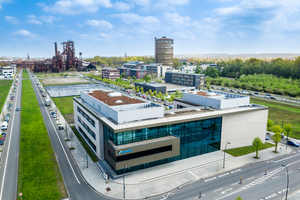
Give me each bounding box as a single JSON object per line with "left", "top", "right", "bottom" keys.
{"left": 188, "top": 171, "right": 198, "bottom": 179}
{"left": 247, "top": 176, "right": 255, "bottom": 180}
{"left": 218, "top": 173, "right": 229, "bottom": 178}
{"left": 231, "top": 183, "right": 238, "bottom": 186}
{"left": 273, "top": 154, "right": 300, "bottom": 163}
{"left": 0, "top": 73, "right": 21, "bottom": 200}
{"left": 205, "top": 177, "right": 217, "bottom": 182}
{"left": 33, "top": 76, "right": 80, "bottom": 184}
{"left": 265, "top": 193, "right": 277, "bottom": 199}
{"left": 214, "top": 188, "right": 223, "bottom": 192}
{"left": 221, "top": 188, "right": 232, "bottom": 194}
{"left": 231, "top": 169, "right": 241, "bottom": 173}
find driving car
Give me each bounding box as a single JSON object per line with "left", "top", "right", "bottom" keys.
{"left": 287, "top": 141, "right": 300, "bottom": 147}
{"left": 16, "top": 108, "right": 20, "bottom": 111}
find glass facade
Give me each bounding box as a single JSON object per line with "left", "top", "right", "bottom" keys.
{"left": 104, "top": 116, "right": 222, "bottom": 175}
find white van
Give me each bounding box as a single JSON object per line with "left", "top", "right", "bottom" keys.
{"left": 1, "top": 121, "right": 8, "bottom": 130}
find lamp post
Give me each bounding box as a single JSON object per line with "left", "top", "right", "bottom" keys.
{"left": 223, "top": 141, "right": 231, "bottom": 168}
{"left": 123, "top": 165, "right": 127, "bottom": 199}
{"left": 282, "top": 164, "right": 289, "bottom": 200}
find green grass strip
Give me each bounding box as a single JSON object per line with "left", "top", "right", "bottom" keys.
{"left": 71, "top": 126, "right": 99, "bottom": 162}
{"left": 0, "top": 80, "right": 13, "bottom": 112}
{"left": 18, "top": 79, "right": 67, "bottom": 200}
{"left": 251, "top": 98, "right": 300, "bottom": 139}
{"left": 22, "top": 70, "right": 29, "bottom": 78}
{"left": 225, "top": 142, "right": 275, "bottom": 157}
{"left": 53, "top": 96, "right": 77, "bottom": 116}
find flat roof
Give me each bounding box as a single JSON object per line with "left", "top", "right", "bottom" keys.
{"left": 87, "top": 90, "right": 145, "bottom": 106}
{"left": 158, "top": 82, "right": 195, "bottom": 90}
{"left": 189, "top": 91, "right": 220, "bottom": 97}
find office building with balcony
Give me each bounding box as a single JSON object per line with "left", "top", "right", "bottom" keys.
{"left": 117, "top": 68, "right": 146, "bottom": 79}
{"left": 123, "top": 61, "right": 144, "bottom": 69}
{"left": 165, "top": 71, "right": 205, "bottom": 89}
{"left": 155, "top": 36, "right": 174, "bottom": 67}
{"left": 102, "top": 68, "right": 120, "bottom": 80}
{"left": 141, "top": 63, "right": 172, "bottom": 78}
{"left": 73, "top": 89, "right": 268, "bottom": 175}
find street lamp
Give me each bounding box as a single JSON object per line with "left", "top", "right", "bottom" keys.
{"left": 123, "top": 165, "right": 127, "bottom": 199}
{"left": 282, "top": 164, "right": 289, "bottom": 200}
{"left": 223, "top": 141, "right": 231, "bottom": 168}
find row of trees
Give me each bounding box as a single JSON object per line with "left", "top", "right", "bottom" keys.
{"left": 207, "top": 74, "right": 300, "bottom": 97}
{"left": 218, "top": 57, "right": 300, "bottom": 79}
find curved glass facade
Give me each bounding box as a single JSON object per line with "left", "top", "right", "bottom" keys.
{"left": 104, "top": 116, "right": 222, "bottom": 174}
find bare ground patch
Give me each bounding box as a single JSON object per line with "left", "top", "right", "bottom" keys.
{"left": 41, "top": 78, "right": 90, "bottom": 85}
{"left": 65, "top": 113, "right": 74, "bottom": 124}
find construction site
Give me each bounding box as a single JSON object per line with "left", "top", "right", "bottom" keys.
{"left": 34, "top": 40, "right": 85, "bottom": 73}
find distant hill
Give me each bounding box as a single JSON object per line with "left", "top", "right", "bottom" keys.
{"left": 174, "top": 53, "right": 300, "bottom": 59}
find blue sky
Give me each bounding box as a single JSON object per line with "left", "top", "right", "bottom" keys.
{"left": 1, "top": 0, "right": 300, "bottom": 58}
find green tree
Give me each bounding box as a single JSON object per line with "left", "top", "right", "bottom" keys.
{"left": 173, "top": 58, "right": 180, "bottom": 69}
{"left": 205, "top": 67, "right": 219, "bottom": 78}
{"left": 145, "top": 91, "right": 149, "bottom": 95}
{"left": 267, "top": 119, "right": 274, "bottom": 131}
{"left": 175, "top": 90, "right": 179, "bottom": 95}
{"left": 252, "top": 137, "right": 263, "bottom": 158}
{"left": 272, "top": 125, "right": 283, "bottom": 152}
{"left": 144, "top": 75, "right": 151, "bottom": 82}
{"left": 153, "top": 91, "right": 157, "bottom": 96}
{"left": 235, "top": 196, "right": 243, "bottom": 200}
{"left": 120, "top": 72, "right": 126, "bottom": 78}
{"left": 148, "top": 89, "right": 152, "bottom": 94}
{"left": 132, "top": 76, "right": 136, "bottom": 80}
{"left": 283, "top": 123, "right": 293, "bottom": 140}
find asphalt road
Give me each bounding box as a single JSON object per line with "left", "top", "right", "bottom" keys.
{"left": 150, "top": 144, "right": 300, "bottom": 200}
{"left": 28, "top": 71, "right": 110, "bottom": 200}
{"left": 0, "top": 70, "right": 22, "bottom": 200}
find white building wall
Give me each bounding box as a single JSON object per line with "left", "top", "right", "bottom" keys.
{"left": 220, "top": 109, "right": 268, "bottom": 150}
{"left": 74, "top": 100, "right": 102, "bottom": 160}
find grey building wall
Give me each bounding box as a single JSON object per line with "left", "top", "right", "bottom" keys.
{"left": 134, "top": 82, "right": 167, "bottom": 94}
{"left": 165, "top": 72, "right": 172, "bottom": 83}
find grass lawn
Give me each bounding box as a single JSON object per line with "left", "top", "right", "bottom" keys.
{"left": 53, "top": 96, "right": 77, "bottom": 124}
{"left": 18, "top": 80, "right": 67, "bottom": 200}
{"left": 251, "top": 98, "right": 300, "bottom": 139}
{"left": 22, "top": 70, "right": 29, "bottom": 78}
{"left": 0, "top": 80, "right": 13, "bottom": 112}
{"left": 71, "top": 126, "right": 99, "bottom": 162}
{"left": 225, "top": 142, "right": 275, "bottom": 157}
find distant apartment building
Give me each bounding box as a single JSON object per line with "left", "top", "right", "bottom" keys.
{"left": 141, "top": 63, "right": 171, "bottom": 78}
{"left": 165, "top": 71, "right": 205, "bottom": 89}
{"left": 102, "top": 68, "right": 120, "bottom": 80}
{"left": 155, "top": 36, "right": 174, "bottom": 67}
{"left": 118, "top": 68, "right": 146, "bottom": 79}
{"left": 0, "top": 67, "right": 15, "bottom": 78}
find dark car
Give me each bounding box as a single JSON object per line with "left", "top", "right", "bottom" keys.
{"left": 58, "top": 125, "right": 64, "bottom": 130}
{"left": 265, "top": 94, "right": 271, "bottom": 96}
{"left": 1, "top": 132, "right": 6, "bottom": 137}
{"left": 237, "top": 91, "right": 242, "bottom": 94}
{"left": 221, "top": 88, "right": 225, "bottom": 90}
{"left": 270, "top": 96, "right": 277, "bottom": 100}
{"left": 230, "top": 90, "right": 234, "bottom": 92}
{"left": 211, "top": 86, "right": 214, "bottom": 89}
{"left": 14, "top": 87, "right": 16, "bottom": 89}
{"left": 16, "top": 108, "right": 20, "bottom": 111}
{"left": 51, "top": 111, "right": 55, "bottom": 115}
{"left": 0, "top": 140, "right": 3, "bottom": 145}
{"left": 249, "top": 93, "right": 253, "bottom": 95}
{"left": 11, "top": 96, "right": 14, "bottom": 100}
{"left": 254, "top": 92, "right": 259, "bottom": 95}
{"left": 287, "top": 141, "right": 300, "bottom": 147}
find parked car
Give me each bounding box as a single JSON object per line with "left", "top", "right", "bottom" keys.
{"left": 249, "top": 93, "right": 253, "bottom": 95}
{"left": 0, "top": 135, "right": 6, "bottom": 141}
{"left": 40, "top": 89, "right": 43, "bottom": 93}
{"left": 14, "top": 87, "right": 16, "bottom": 89}
{"left": 127, "top": 91, "right": 130, "bottom": 94}
{"left": 58, "top": 125, "right": 64, "bottom": 130}
{"left": 221, "top": 88, "right": 225, "bottom": 90}
{"left": 0, "top": 140, "right": 3, "bottom": 145}
{"left": 147, "top": 97, "right": 151, "bottom": 100}
{"left": 254, "top": 92, "right": 259, "bottom": 95}
{"left": 287, "top": 141, "right": 300, "bottom": 147}
{"left": 5, "top": 115, "right": 10, "bottom": 122}
{"left": 52, "top": 114, "right": 57, "bottom": 118}
{"left": 12, "top": 91, "right": 16, "bottom": 94}
{"left": 211, "top": 86, "right": 214, "bottom": 89}
{"left": 265, "top": 136, "right": 269, "bottom": 140}
{"left": 51, "top": 111, "right": 56, "bottom": 115}
{"left": 237, "top": 91, "right": 241, "bottom": 94}
{"left": 42, "top": 94, "right": 46, "bottom": 97}
{"left": 153, "top": 99, "right": 157, "bottom": 102}
{"left": 230, "top": 89, "right": 234, "bottom": 92}
{"left": 270, "top": 96, "right": 277, "bottom": 100}
{"left": 142, "top": 96, "right": 146, "bottom": 99}
{"left": 16, "top": 108, "right": 20, "bottom": 111}
{"left": 265, "top": 94, "right": 271, "bottom": 96}
{"left": 264, "top": 95, "right": 270, "bottom": 99}
{"left": 1, "top": 132, "right": 6, "bottom": 137}
{"left": 281, "top": 133, "right": 284, "bottom": 138}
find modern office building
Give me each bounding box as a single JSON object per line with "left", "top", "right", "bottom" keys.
{"left": 134, "top": 82, "right": 167, "bottom": 94}
{"left": 73, "top": 89, "right": 268, "bottom": 175}
{"left": 123, "top": 61, "right": 144, "bottom": 69}
{"left": 141, "top": 63, "right": 172, "bottom": 77}
{"left": 165, "top": 71, "right": 205, "bottom": 89}
{"left": 155, "top": 36, "right": 174, "bottom": 66}
{"left": 102, "top": 68, "right": 120, "bottom": 80}
{"left": 0, "top": 67, "right": 15, "bottom": 78}
{"left": 117, "top": 68, "right": 146, "bottom": 79}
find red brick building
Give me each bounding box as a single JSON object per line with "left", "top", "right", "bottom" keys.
{"left": 102, "top": 68, "right": 120, "bottom": 80}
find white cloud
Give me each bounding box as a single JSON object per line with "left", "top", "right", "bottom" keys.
{"left": 27, "top": 19, "right": 43, "bottom": 25}
{"left": 40, "top": 15, "right": 61, "bottom": 23}
{"left": 86, "top": 19, "right": 114, "bottom": 29}
{"left": 26, "top": 15, "right": 37, "bottom": 19}
{"left": 80, "top": 32, "right": 111, "bottom": 40}
{"left": 114, "top": 1, "right": 132, "bottom": 11}
{"left": 13, "top": 30, "right": 36, "bottom": 37}
{"left": 127, "top": 0, "right": 150, "bottom": 6}
{"left": 174, "top": 31, "right": 196, "bottom": 39}
{"left": 0, "top": 5, "right": 2, "bottom": 9}
{"left": 163, "top": 13, "right": 190, "bottom": 24}
{"left": 111, "top": 13, "right": 159, "bottom": 24}
{"left": 159, "top": 0, "right": 189, "bottom": 5}
{"left": 77, "top": 23, "right": 83, "bottom": 27}
{"left": 5, "top": 16, "right": 20, "bottom": 24}
{"left": 39, "top": 0, "right": 112, "bottom": 15}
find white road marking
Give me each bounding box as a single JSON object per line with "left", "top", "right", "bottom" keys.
{"left": 247, "top": 176, "right": 255, "bottom": 180}
{"left": 205, "top": 177, "right": 217, "bottom": 182}
{"left": 265, "top": 193, "right": 277, "bottom": 199}
{"left": 272, "top": 176, "right": 279, "bottom": 179}
{"left": 33, "top": 75, "right": 80, "bottom": 184}
{"left": 188, "top": 171, "right": 198, "bottom": 179}
{"left": 218, "top": 173, "right": 229, "bottom": 178}
{"left": 221, "top": 188, "right": 232, "bottom": 194}
{"left": 214, "top": 188, "right": 223, "bottom": 192}
{"left": 288, "top": 171, "right": 292, "bottom": 173}
{"left": 160, "top": 192, "right": 173, "bottom": 200}
{"left": 231, "top": 169, "right": 241, "bottom": 173}
{"left": 273, "top": 153, "right": 300, "bottom": 163}
{"left": 0, "top": 75, "right": 21, "bottom": 200}
{"left": 231, "top": 183, "right": 238, "bottom": 186}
